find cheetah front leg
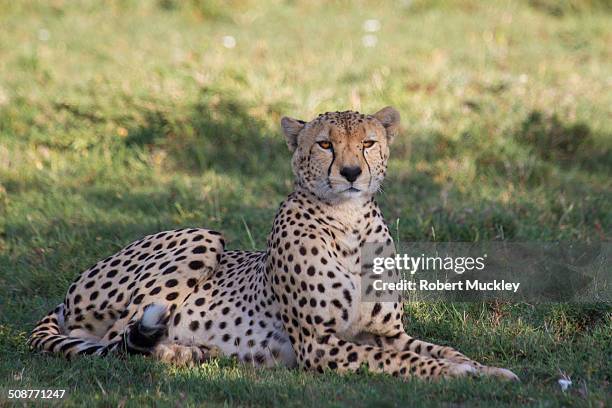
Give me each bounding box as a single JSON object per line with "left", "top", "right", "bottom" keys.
{"left": 296, "top": 332, "right": 478, "bottom": 380}
{"left": 353, "top": 328, "right": 480, "bottom": 366}
{"left": 359, "top": 331, "right": 519, "bottom": 381}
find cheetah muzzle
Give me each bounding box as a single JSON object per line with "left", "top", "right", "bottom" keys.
{"left": 28, "top": 107, "right": 518, "bottom": 381}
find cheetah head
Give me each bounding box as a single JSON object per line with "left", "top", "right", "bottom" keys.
{"left": 281, "top": 107, "right": 400, "bottom": 203}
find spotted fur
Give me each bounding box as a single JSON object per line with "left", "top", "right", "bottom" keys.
{"left": 28, "top": 107, "right": 518, "bottom": 381}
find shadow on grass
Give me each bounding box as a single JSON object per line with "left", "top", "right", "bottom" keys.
{"left": 515, "top": 110, "right": 611, "bottom": 174}
{"left": 124, "top": 88, "right": 291, "bottom": 180}
{"left": 453, "top": 110, "right": 612, "bottom": 186}
{"left": 4, "top": 98, "right": 609, "bottom": 248}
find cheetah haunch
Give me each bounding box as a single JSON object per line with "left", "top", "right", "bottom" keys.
{"left": 29, "top": 107, "right": 518, "bottom": 380}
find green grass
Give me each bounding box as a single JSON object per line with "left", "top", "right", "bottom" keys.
{"left": 0, "top": 0, "right": 610, "bottom": 406}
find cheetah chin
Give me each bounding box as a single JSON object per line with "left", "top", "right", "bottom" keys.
{"left": 29, "top": 107, "right": 518, "bottom": 380}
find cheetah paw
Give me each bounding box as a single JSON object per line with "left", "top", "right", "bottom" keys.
{"left": 153, "top": 344, "right": 220, "bottom": 366}
{"left": 442, "top": 363, "right": 479, "bottom": 379}
{"left": 480, "top": 366, "right": 520, "bottom": 381}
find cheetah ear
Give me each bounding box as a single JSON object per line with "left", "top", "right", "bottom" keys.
{"left": 281, "top": 117, "right": 306, "bottom": 152}
{"left": 373, "top": 106, "right": 400, "bottom": 144}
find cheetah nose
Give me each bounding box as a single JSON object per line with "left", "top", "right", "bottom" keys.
{"left": 340, "top": 166, "right": 362, "bottom": 183}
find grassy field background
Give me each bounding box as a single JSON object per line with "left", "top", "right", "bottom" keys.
{"left": 0, "top": 0, "right": 610, "bottom": 406}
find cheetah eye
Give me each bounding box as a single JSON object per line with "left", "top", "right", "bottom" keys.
{"left": 363, "top": 140, "right": 376, "bottom": 148}
{"left": 317, "top": 141, "right": 332, "bottom": 150}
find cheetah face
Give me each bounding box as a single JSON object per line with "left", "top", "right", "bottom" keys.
{"left": 281, "top": 107, "right": 400, "bottom": 202}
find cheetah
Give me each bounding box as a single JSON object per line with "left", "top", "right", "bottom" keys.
{"left": 29, "top": 107, "right": 518, "bottom": 380}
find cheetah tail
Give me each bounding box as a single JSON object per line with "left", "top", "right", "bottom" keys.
{"left": 27, "top": 303, "right": 105, "bottom": 357}
{"left": 27, "top": 303, "right": 169, "bottom": 358}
